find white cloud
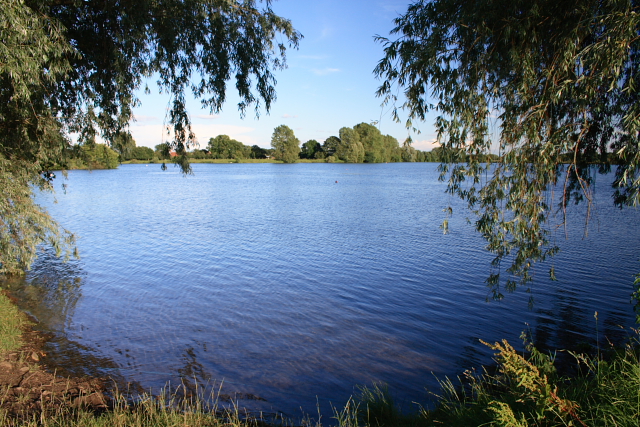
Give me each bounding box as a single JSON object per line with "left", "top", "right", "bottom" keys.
{"left": 412, "top": 138, "right": 439, "bottom": 151}
{"left": 312, "top": 67, "right": 340, "bottom": 76}
{"left": 282, "top": 114, "right": 298, "bottom": 119}
{"left": 320, "top": 26, "right": 334, "bottom": 39}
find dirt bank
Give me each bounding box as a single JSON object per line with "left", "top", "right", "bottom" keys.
{"left": 0, "top": 303, "right": 109, "bottom": 423}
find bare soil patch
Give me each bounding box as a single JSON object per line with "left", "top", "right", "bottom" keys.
{"left": 0, "top": 310, "right": 109, "bottom": 423}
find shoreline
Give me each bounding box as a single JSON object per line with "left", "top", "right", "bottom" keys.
{"left": 0, "top": 292, "right": 293, "bottom": 425}
{"left": 0, "top": 291, "right": 109, "bottom": 422}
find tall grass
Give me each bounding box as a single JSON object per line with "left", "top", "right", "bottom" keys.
{"left": 353, "top": 331, "right": 640, "bottom": 427}
{"left": 2, "top": 383, "right": 303, "bottom": 427}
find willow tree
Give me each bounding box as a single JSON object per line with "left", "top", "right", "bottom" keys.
{"left": 337, "top": 127, "right": 365, "bottom": 163}
{"left": 0, "top": 0, "right": 300, "bottom": 274}
{"left": 375, "top": 0, "right": 639, "bottom": 301}
{"left": 270, "top": 124, "right": 300, "bottom": 163}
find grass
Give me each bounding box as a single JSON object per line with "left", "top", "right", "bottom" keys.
{"left": 0, "top": 336, "right": 634, "bottom": 426}
{"left": 0, "top": 293, "right": 30, "bottom": 354}
{"left": 353, "top": 331, "right": 640, "bottom": 427}
{"left": 3, "top": 384, "right": 317, "bottom": 427}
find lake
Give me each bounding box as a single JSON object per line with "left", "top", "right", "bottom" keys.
{"left": 3, "top": 162, "right": 639, "bottom": 417}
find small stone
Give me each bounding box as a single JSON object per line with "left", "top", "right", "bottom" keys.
{"left": 0, "top": 361, "right": 13, "bottom": 370}
{"left": 19, "top": 366, "right": 29, "bottom": 374}
{"left": 88, "top": 393, "right": 106, "bottom": 406}
{"left": 30, "top": 352, "right": 40, "bottom": 362}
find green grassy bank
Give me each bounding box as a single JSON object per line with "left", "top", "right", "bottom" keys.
{"left": 0, "top": 293, "right": 30, "bottom": 354}
{"left": 1, "top": 294, "right": 638, "bottom": 426}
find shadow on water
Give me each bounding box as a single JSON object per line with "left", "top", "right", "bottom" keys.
{"left": 3, "top": 250, "right": 83, "bottom": 330}
{"left": 174, "top": 346, "right": 273, "bottom": 415}
{"left": 1, "top": 248, "right": 137, "bottom": 394}
{"left": 530, "top": 284, "right": 634, "bottom": 375}
{"left": 452, "top": 277, "right": 635, "bottom": 384}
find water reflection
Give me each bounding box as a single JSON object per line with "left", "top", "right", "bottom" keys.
{"left": 178, "top": 346, "right": 212, "bottom": 389}
{"left": 3, "top": 248, "right": 83, "bottom": 330}
{"left": 533, "top": 285, "right": 632, "bottom": 354}
{"left": 450, "top": 272, "right": 636, "bottom": 387}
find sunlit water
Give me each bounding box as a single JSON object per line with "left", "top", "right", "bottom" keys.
{"left": 3, "top": 163, "right": 639, "bottom": 416}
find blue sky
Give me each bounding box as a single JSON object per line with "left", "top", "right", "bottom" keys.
{"left": 129, "top": 0, "right": 439, "bottom": 151}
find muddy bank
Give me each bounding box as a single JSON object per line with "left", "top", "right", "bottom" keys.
{"left": 0, "top": 304, "right": 109, "bottom": 423}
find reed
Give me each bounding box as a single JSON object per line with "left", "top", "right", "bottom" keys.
{"left": 410, "top": 330, "right": 640, "bottom": 427}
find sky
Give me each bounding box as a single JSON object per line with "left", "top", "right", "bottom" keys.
{"left": 128, "top": 0, "right": 439, "bottom": 151}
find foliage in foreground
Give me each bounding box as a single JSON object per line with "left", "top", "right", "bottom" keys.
{"left": 376, "top": 0, "right": 640, "bottom": 298}
{"left": 2, "top": 331, "right": 638, "bottom": 427}
{"left": 356, "top": 333, "right": 640, "bottom": 427}
{"left": 0, "top": 0, "right": 300, "bottom": 274}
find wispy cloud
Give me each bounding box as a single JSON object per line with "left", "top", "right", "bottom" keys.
{"left": 132, "top": 115, "right": 159, "bottom": 123}
{"left": 194, "top": 114, "right": 219, "bottom": 120}
{"left": 376, "top": 1, "right": 409, "bottom": 17}
{"left": 282, "top": 114, "right": 298, "bottom": 119}
{"left": 320, "top": 26, "right": 334, "bottom": 39}
{"left": 312, "top": 68, "right": 340, "bottom": 76}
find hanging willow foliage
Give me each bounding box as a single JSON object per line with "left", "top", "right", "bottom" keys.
{"left": 375, "top": 0, "right": 640, "bottom": 300}
{"left": 0, "top": 0, "right": 300, "bottom": 274}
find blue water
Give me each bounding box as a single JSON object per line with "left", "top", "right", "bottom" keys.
{"left": 5, "top": 163, "right": 639, "bottom": 416}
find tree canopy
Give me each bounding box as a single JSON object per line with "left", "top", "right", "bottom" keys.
{"left": 208, "top": 135, "right": 250, "bottom": 160}
{"left": 271, "top": 125, "right": 300, "bottom": 163}
{"left": 0, "top": 0, "right": 300, "bottom": 273}
{"left": 375, "top": 0, "right": 640, "bottom": 300}
{"left": 337, "top": 127, "right": 365, "bottom": 163}
{"left": 112, "top": 132, "right": 137, "bottom": 161}
{"left": 300, "top": 139, "right": 322, "bottom": 159}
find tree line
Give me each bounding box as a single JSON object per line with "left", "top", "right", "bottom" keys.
{"left": 58, "top": 132, "right": 151, "bottom": 170}
{"left": 268, "top": 122, "right": 435, "bottom": 163}
{"left": 61, "top": 130, "right": 619, "bottom": 169}
{"left": 148, "top": 123, "right": 499, "bottom": 164}
{"left": 276, "top": 122, "right": 499, "bottom": 163}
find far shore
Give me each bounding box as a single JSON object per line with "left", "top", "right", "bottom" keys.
{"left": 121, "top": 158, "right": 336, "bottom": 165}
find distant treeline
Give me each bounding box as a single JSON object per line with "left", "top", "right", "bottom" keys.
{"left": 155, "top": 122, "right": 501, "bottom": 163}
{"left": 57, "top": 126, "right": 624, "bottom": 170}
{"left": 59, "top": 133, "right": 151, "bottom": 170}
{"left": 63, "top": 143, "right": 120, "bottom": 169}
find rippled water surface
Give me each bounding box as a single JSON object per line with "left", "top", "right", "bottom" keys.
{"left": 5, "top": 163, "right": 639, "bottom": 415}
